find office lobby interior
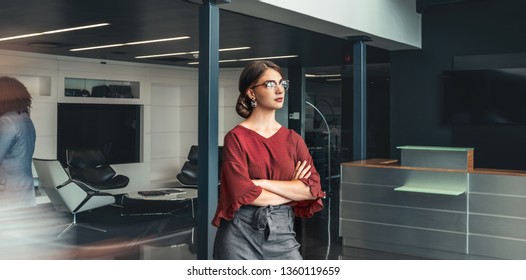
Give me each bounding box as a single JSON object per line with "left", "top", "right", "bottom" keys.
{"left": 2, "top": 0, "right": 526, "bottom": 260}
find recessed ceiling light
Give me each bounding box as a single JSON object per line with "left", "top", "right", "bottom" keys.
{"left": 70, "top": 36, "right": 191, "bottom": 52}
{"left": 135, "top": 46, "right": 250, "bottom": 59}
{"left": 0, "top": 23, "right": 110, "bottom": 42}
{"left": 27, "top": 42, "right": 63, "bottom": 48}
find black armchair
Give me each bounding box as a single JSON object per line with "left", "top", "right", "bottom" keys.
{"left": 66, "top": 148, "right": 129, "bottom": 191}
{"left": 176, "top": 145, "right": 222, "bottom": 187}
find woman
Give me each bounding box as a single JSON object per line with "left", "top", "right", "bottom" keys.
{"left": 212, "top": 61, "right": 325, "bottom": 260}
{"left": 0, "top": 76, "right": 37, "bottom": 209}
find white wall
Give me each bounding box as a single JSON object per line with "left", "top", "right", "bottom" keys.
{"left": 0, "top": 49, "right": 243, "bottom": 191}
{"left": 148, "top": 68, "right": 243, "bottom": 183}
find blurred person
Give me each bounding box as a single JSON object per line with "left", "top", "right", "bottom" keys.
{"left": 0, "top": 76, "right": 37, "bottom": 209}
{"left": 212, "top": 61, "right": 326, "bottom": 260}
{"left": 0, "top": 77, "right": 72, "bottom": 259}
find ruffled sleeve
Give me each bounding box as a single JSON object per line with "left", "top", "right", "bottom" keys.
{"left": 212, "top": 132, "right": 262, "bottom": 227}
{"left": 290, "top": 131, "right": 326, "bottom": 218}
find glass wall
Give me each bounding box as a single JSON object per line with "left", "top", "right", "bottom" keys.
{"left": 304, "top": 67, "right": 342, "bottom": 194}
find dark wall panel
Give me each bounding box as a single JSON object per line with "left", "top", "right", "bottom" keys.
{"left": 390, "top": 0, "right": 526, "bottom": 170}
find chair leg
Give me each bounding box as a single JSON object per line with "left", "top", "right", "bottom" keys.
{"left": 57, "top": 213, "right": 107, "bottom": 239}
{"left": 57, "top": 223, "right": 77, "bottom": 239}
{"left": 75, "top": 223, "right": 107, "bottom": 233}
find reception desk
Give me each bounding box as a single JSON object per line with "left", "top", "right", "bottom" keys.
{"left": 340, "top": 146, "right": 526, "bottom": 259}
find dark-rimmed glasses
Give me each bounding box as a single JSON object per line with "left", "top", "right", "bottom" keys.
{"left": 251, "top": 80, "right": 289, "bottom": 92}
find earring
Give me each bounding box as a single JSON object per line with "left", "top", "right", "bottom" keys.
{"left": 250, "top": 99, "right": 257, "bottom": 107}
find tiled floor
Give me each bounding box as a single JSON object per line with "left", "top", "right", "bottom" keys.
{"left": 1, "top": 189, "right": 421, "bottom": 260}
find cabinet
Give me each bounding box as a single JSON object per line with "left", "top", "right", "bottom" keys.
{"left": 64, "top": 77, "right": 140, "bottom": 99}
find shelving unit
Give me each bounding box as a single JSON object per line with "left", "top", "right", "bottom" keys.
{"left": 64, "top": 77, "right": 140, "bottom": 99}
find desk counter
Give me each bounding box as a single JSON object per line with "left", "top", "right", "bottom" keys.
{"left": 340, "top": 157, "right": 526, "bottom": 259}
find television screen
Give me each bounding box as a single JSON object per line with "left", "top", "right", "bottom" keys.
{"left": 443, "top": 68, "right": 526, "bottom": 125}
{"left": 57, "top": 103, "right": 142, "bottom": 165}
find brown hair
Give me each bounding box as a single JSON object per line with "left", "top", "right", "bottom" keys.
{"left": 0, "top": 76, "right": 32, "bottom": 116}
{"left": 236, "top": 60, "right": 284, "bottom": 118}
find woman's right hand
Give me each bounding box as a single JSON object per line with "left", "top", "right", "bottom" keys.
{"left": 293, "top": 160, "right": 311, "bottom": 180}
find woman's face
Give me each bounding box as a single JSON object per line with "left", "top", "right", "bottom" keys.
{"left": 248, "top": 68, "right": 287, "bottom": 111}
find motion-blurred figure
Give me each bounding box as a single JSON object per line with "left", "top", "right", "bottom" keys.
{"left": 0, "top": 76, "right": 36, "bottom": 209}
{"left": 0, "top": 76, "right": 70, "bottom": 259}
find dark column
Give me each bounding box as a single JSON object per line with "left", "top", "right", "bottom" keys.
{"left": 287, "top": 62, "right": 305, "bottom": 136}
{"left": 350, "top": 36, "right": 370, "bottom": 160}
{"left": 340, "top": 65, "right": 353, "bottom": 162}
{"left": 197, "top": 0, "right": 225, "bottom": 260}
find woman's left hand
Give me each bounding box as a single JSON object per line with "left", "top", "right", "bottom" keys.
{"left": 293, "top": 160, "right": 311, "bottom": 180}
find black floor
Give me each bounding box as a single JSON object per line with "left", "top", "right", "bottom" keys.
{"left": 3, "top": 190, "right": 423, "bottom": 260}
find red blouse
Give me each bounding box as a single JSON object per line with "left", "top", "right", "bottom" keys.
{"left": 212, "top": 125, "right": 326, "bottom": 227}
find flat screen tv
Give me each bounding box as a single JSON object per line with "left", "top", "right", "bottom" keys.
{"left": 443, "top": 68, "right": 526, "bottom": 125}
{"left": 57, "top": 103, "right": 142, "bottom": 165}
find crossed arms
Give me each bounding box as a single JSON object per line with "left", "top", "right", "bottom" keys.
{"left": 250, "top": 160, "right": 317, "bottom": 206}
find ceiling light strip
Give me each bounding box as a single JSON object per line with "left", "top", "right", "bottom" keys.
{"left": 187, "top": 54, "right": 298, "bottom": 65}
{"left": 135, "top": 46, "right": 250, "bottom": 59}
{"left": 239, "top": 55, "right": 298, "bottom": 61}
{"left": 70, "top": 36, "right": 191, "bottom": 52}
{"left": 72, "top": 44, "right": 125, "bottom": 51}
{"left": 0, "top": 23, "right": 110, "bottom": 42}
{"left": 305, "top": 74, "right": 342, "bottom": 78}
{"left": 42, "top": 23, "right": 111, "bottom": 34}
{"left": 125, "top": 36, "right": 190, "bottom": 45}
{"left": 136, "top": 50, "right": 199, "bottom": 59}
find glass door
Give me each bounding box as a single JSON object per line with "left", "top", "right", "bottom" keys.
{"left": 304, "top": 67, "right": 342, "bottom": 194}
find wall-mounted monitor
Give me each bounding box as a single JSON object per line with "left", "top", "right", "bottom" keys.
{"left": 443, "top": 68, "right": 526, "bottom": 125}
{"left": 57, "top": 103, "right": 142, "bottom": 165}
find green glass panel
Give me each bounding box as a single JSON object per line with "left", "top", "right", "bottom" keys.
{"left": 394, "top": 185, "right": 466, "bottom": 196}
{"left": 397, "top": 145, "right": 473, "bottom": 152}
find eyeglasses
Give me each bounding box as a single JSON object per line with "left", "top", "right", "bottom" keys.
{"left": 251, "top": 80, "right": 290, "bottom": 92}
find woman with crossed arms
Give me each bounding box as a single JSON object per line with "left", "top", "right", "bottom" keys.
{"left": 212, "top": 61, "right": 325, "bottom": 260}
